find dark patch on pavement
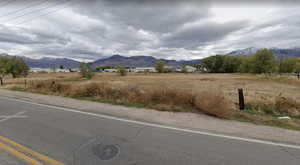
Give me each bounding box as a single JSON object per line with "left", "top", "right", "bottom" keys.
{"left": 92, "top": 144, "right": 120, "bottom": 161}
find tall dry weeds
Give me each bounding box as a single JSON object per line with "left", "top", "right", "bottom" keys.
{"left": 194, "top": 92, "right": 234, "bottom": 119}
{"left": 27, "top": 80, "right": 235, "bottom": 118}
{"left": 275, "top": 96, "right": 300, "bottom": 116}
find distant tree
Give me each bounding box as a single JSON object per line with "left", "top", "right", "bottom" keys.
{"left": 193, "top": 64, "right": 205, "bottom": 72}
{"left": 7, "top": 57, "right": 29, "bottom": 78}
{"left": 222, "top": 56, "right": 242, "bottom": 73}
{"left": 252, "top": 49, "right": 277, "bottom": 74}
{"left": 278, "top": 58, "right": 297, "bottom": 73}
{"left": 117, "top": 66, "right": 127, "bottom": 76}
{"left": 239, "top": 56, "right": 254, "bottom": 73}
{"left": 295, "top": 62, "right": 300, "bottom": 73}
{"left": 79, "top": 63, "right": 94, "bottom": 79}
{"left": 0, "top": 57, "right": 9, "bottom": 85}
{"left": 155, "top": 61, "right": 166, "bottom": 73}
{"left": 202, "top": 55, "right": 225, "bottom": 73}
{"left": 0, "top": 57, "right": 29, "bottom": 85}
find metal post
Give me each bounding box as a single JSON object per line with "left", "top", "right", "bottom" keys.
{"left": 238, "top": 88, "right": 245, "bottom": 110}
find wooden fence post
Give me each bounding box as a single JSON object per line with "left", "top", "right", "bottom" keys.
{"left": 238, "top": 88, "right": 245, "bottom": 110}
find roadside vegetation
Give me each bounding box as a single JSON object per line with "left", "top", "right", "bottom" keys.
{"left": 1, "top": 48, "right": 300, "bottom": 130}
{"left": 3, "top": 72, "right": 300, "bottom": 130}
{"left": 16, "top": 79, "right": 233, "bottom": 118}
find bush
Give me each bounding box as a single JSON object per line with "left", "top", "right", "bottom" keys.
{"left": 194, "top": 92, "right": 234, "bottom": 119}
{"left": 155, "top": 61, "right": 166, "bottom": 73}
{"left": 28, "top": 80, "right": 71, "bottom": 93}
{"left": 275, "top": 96, "right": 300, "bottom": 116}
{"left": 117, "top": 66, "right": 127, "bottom": 76}
{"left": 244, "top": 96, "right": 300, "bottom": 117}
{"left": 79, "top": 63, "right": 94, "bottom": 79}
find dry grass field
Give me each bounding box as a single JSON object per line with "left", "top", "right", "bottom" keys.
{"left": 3, "top": 72, "right": 300, "bottom": 130}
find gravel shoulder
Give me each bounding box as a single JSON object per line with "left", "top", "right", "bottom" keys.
{"left": 1, "top": 89, "right": 300, "bottom": 145}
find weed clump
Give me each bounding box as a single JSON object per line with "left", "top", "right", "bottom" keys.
{"left": 194, "top": 92, "right": 234, "bottom": 119}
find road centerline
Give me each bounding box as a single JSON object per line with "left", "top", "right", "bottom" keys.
{"left": 0, "top": 136, "right": 64, "bottom": 165}
{"left": 0, "top": 141, "right": 43, "bottom": 165}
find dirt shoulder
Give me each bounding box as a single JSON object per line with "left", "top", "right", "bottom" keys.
{"left": 1, "top": 89, "right": 300, "bottom": 145}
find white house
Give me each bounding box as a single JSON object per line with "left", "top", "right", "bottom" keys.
{"left": 30, "top": 68, "right": 52, "bottom": 73}
{"left": 134, "top": 67, "right": 156, "bottom": 73}
{"left": 30, "top": 68, "right": 72, "bottom": 73}
{"left": 185, "top": 66, "right": 197, "bottom": 72}
{"left": 56, "top": 69, "right": 70, "bottom": 73}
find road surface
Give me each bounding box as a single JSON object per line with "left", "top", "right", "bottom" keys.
{"left": 0, "top": 97, "right": 299, "bottom": 165}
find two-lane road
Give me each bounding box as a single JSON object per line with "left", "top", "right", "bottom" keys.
{"left": 0, "top": 97, "right": 299, "bottom": 165}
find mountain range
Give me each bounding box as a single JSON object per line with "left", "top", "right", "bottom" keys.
{"left": 1, "top": 47, "right": 300, "bottom": 68}
{"left": 0, "top": 53, "right": 81, "bottom": 68}
{"left": 227, "top": 47, "right": 300, "bottom": 58}
{"left": 0, "top": 53, "right": 200, "bottom": 68}
{"left": 91, "top": 55, "right": 200, "bottom": 67}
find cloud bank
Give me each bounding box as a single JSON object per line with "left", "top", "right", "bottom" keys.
{"left": 0, "top": 0, "right": 300, "bottom": 61}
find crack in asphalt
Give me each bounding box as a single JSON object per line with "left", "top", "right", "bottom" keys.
{"left": 279, "top": 146, "right": 300, "bottom": 160}
{"left": 132, "top": 126, "right": 147, "bottom": 140}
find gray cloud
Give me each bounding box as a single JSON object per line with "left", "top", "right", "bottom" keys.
{"left": 0, "top": 1, "right": 300, "bottom": 60}
{"left": 71, "top": 0, "right": 300, "bottom": 6}
{"left": 161, "top": 20, "right": 248, "bottom": 48}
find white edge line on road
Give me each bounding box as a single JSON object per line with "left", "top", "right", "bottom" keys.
{"left": 2, "top": 96, "right": 300, "bottom": 150}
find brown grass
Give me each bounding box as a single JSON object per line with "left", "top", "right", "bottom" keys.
{"left": 275, "top": 96, "right": 300, "bottom": 116}
{"left": 4, "top": 72, "right": 300, "bottom": 123}
{"left": 195, "top": 92, "right": 233, "bottom": 119}
{"left": 22, "top": 80, "right": 235, "bottom": 118}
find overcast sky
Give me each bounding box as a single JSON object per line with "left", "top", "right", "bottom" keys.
{"left": 0, "top": 0, "right": 300, "bottom": 61}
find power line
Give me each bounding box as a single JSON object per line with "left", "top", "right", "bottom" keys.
{"left": 1, "top": 0, "right": 70, "bottom": 23}
{"left": 14, "top": 0, "right": 72, "bottom": 25}
{"left": 0, "top": 0, "right": 50, "bottom": 18}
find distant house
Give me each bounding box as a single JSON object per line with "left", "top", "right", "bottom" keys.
{"left": 185, "top": 66, "right": 197, "bottom": 72}
{"left": 56, "top": 69, "right": 70, "bottom": 73}
{"left": 134, "top": 67, "right": 156, "bottom": 73}
{"left": 30, "top": 68, "right": 52, "bottom": 73}
{"left": 30, "top": 68, "right": 72, "bottom": 73}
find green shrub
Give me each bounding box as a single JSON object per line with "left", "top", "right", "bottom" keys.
{"left": 79, "top": 63, "right": 94, "bottom": 79}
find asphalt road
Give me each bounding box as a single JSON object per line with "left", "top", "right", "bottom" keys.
{"left": 0, "top": 97, "right": 300, "bottom": 165}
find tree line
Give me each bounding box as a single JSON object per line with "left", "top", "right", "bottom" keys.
{"left": 0, "top": 56, "right": 29, "bottom": 85}
{"left": 202, "top": 48, "right": 300, "bottom": 74}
